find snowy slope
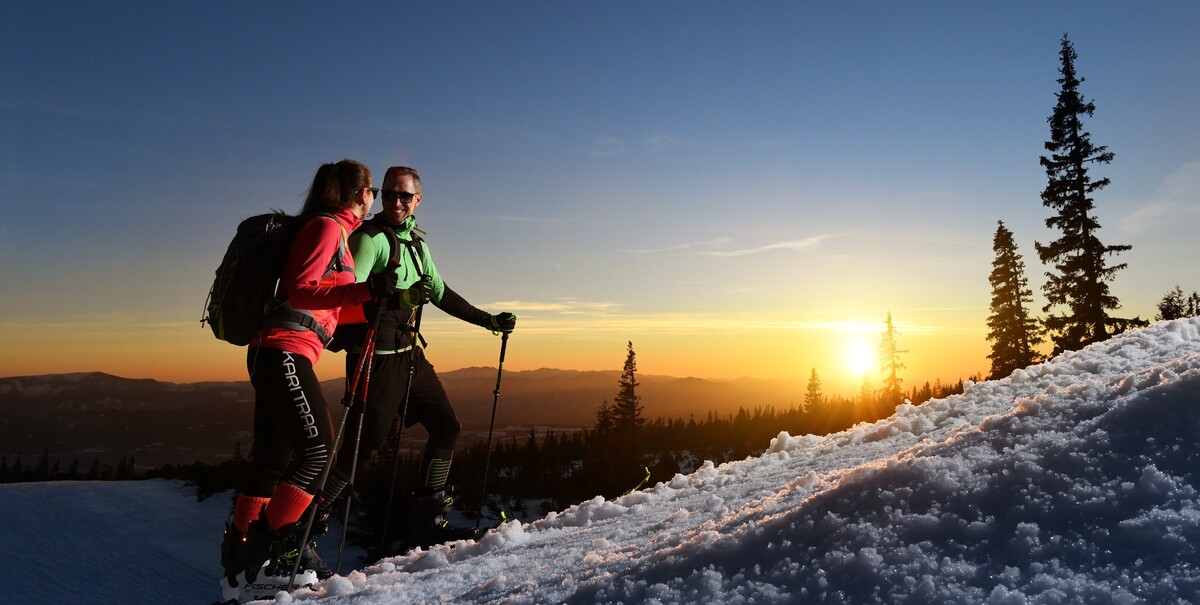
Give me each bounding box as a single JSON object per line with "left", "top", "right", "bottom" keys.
{"left": 0, "top": 480, "right": 229, "bottom": 604}
{"left": 2, "top": 319, "right": 1199, "bottom": 604}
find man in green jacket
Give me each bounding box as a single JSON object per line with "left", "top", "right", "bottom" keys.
{"left": 323, "top": 165, "right": 516, "bottom": 550}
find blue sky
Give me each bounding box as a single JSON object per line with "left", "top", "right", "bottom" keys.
{"left": 2, "top": 2, "right": 1198, "bottom": 390}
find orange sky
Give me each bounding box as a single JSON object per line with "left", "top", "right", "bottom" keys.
{"left": 1, "top": 311, "right": 993, "bottom": 397}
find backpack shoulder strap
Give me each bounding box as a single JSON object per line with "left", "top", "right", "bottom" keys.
{"left": 364, "top": 216, "right": 414, "bottom": 269}
{"left": 381, "top": 224, "right": 403, "bottom": 267}
{"left": 399, "top": 229, "right": 425, "bottom": 271}
{"left": 313, "top": 212, "right": 350, "bottom": 275}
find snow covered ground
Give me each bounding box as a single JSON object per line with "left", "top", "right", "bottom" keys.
{"left": 3, "top": 319, "right": 1198, "bottom": 604}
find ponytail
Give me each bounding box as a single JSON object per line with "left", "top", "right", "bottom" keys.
{"left": 299, "top": 159, "right": 371, "bottom": 218}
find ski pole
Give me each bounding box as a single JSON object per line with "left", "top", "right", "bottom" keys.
{"left": 286, "top": 377, "right": 355, "bottom": 590}
{"left": 379, "top": 302, "right": 424, "bottom": 555}
{"left": 334, "top": 350, "right": 372, "bottom": 575}
{"left": 288, "top": 295, "right": 386, "bottom": 589}
{"left": 475, "top": 331, "right": 509, "bottom": 531}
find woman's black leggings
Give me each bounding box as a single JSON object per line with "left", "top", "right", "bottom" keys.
{"left": 244, "top": 347, "right": 336, "bottom": 497}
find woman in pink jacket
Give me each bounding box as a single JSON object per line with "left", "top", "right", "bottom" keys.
{"left": 221, "top": 159, "right": 395, "bottom": 597}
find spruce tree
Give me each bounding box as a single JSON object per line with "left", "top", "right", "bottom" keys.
{"left": 878, "top": 312, "right": 906, "bottom": 406}
{"left": 1035, "top": 34, "right": 1139, "bottom": 354}
{"left": 594, "top": 398, "right": 614, "bottom": 433}
{"left": 597, "top": 341, "right": 646, "bottom": 495}
{"left": 858, "top": 375, "right": 875, "bottom": 412}
{"left": 803, "top": 368, "right": 823, "bottom": 412}
{"left": 611, "top": 341, "right": 644, "bottom": 431}
{"left": 986, "top": 221, "right": 1042, "bottom": 379}
{"left": 1156, "top": 285, "right": 1188, "bottom": 321}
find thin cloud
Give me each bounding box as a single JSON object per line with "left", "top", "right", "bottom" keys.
{"left": 485, "top": 299, "right": 622, "bottom": 315}
{"left": 1119, "top": 158, "right": 1200, "bottom": 235}
{"left": 642, "top": 134, "right": 686, "bottom": 153}
{"left": 798, "top": 319, "right": 979, "bottom": 335}
{"left": 626, "top": 237, "right": 733, "bottom": 255}
{"left": 465, "top": 214, "right": 586, "bottom": 226}
{"left": 741, "top": 138, "right": 791, "bottom": 147}
{"left": 588, "top": 133, "right": 686, "bottom": 157}
{"left": 419, "top": 303, "right": 985, "bottom": 341}
{"left": 587, "top": 136, "right": 626, "bottom": 157}
{"left": 702, "top": 234, "right": 837, "bottom": 257}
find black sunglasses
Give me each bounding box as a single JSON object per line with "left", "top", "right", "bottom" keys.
{"left": 382, "top": 190, "right": 417, "bottom": 203}
{"left": 358, "top": 187, "right": 380, "bottom": 199}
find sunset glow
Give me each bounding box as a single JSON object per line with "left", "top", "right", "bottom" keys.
{"left": 2, "top": 4, "right": 1196, "bottom": 400}
{"left": 844, "top": 342, "right": 877, "bottom": 377}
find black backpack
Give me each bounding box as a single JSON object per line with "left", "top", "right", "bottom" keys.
{"left": 201, "top": 212, "right": 341, "bottom": 346}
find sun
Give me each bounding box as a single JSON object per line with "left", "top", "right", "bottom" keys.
{"left": 845, "top": 342, "right": 876, "bottom": 376}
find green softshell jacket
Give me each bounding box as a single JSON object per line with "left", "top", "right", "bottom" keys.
{"left": 348, "top": 215, "right": 491, "bottom": 353}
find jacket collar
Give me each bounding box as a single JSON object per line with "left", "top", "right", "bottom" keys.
{"left": 330, "top": 206, "right": 364, "bottom": 231}
{"left": 374, "top": 214, "right": 416, "bottom": 235}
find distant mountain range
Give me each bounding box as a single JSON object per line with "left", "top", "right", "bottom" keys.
{"left": 0, "top": 369, "right": 808, "bottom": 469}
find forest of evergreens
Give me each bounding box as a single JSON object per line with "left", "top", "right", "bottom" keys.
{"left": 0, "top": 449, "right": 141, "bottom": 483}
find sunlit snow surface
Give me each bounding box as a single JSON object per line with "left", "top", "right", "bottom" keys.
{"left": 301, "top": 319, "right": 1200, "bottom": 604}
{"left": 1, "top": 319, "right": 1197, "bottom": 604}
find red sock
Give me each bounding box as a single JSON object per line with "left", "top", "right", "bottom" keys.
{"left": 264, "top": 482, "right": 314, "bottom": 530}
{"left": 232, "top": 495, "right": 270, "bottom": 533}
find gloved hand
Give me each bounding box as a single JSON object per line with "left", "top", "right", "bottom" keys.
{"left": 361, "top": 299, "right": 379, "bottom": 321}
{"left": 488, "top": 312, "right": 517, "bottom": 334}
{"left": 395, "top": 274, "right": 435, "bottom": 309}
{"left": 366, "top": 270, "right": 398, "bottom": 300}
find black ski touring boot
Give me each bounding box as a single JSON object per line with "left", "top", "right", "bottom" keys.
{"left": 236, "top": 518, "right": 319, "bottom": 602}
{"left": 402, "top": 451, "right": 481, "bottom": 551}
{"left": 406, "top": 489, "right": 480, "bottom": 550}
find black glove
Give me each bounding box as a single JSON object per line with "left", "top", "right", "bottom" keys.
{"left": 366, "top": 270, "right": 398, "bottom": 300}
{"left": 361, "top": 299, "right": 380, "bottom": 321}
{"left": 488, "top": 312, "right": 517, "bottom": 334}
{"left": 394, "top": 274, "right": 435, "bottom": 309}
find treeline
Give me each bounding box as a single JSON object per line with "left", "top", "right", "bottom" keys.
{"left": 0, "top": 445, "right": 253, "bottom": 493}
{"left": 0, "top": 448, "right": 140, "bottom": 483}
{"left": 0, "top": 372, "right": 976, "bottom": 493}
{"left": 1156, "top": 286, "right": 1200, "bottom": 321}
{"left": 445, "top": 353, "right": 972, "bottom": 517}
{"left": 451, "top": 388, "right": 971, "bottom": 516}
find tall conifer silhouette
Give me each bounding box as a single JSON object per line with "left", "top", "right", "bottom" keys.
{"left": 986, "top": 221, "right": 1041, "bottom": 378}
{"left": 1035, "top": 34, "right": 1140, "bottom": 353}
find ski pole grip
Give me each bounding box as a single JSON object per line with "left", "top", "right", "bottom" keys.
{"left": 493, "top": 332, "right": 508, "bottom": 396}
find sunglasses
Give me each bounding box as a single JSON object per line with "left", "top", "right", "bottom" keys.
{"left": 358, "top": 187, "right": 380, "bottom": 199}
{"left": 382, "top": 190, "right": 417, "bottom": 203}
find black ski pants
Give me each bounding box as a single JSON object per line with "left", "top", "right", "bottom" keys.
{"left": 333, "top": 347, "right": 460, "bottom": 482}
{"left": 244, "top": 347, "right": 336, "bottom": 497}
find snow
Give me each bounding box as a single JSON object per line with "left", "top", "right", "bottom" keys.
{"left": 3, "top": 319, "right": 1199, "bottom": 604}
